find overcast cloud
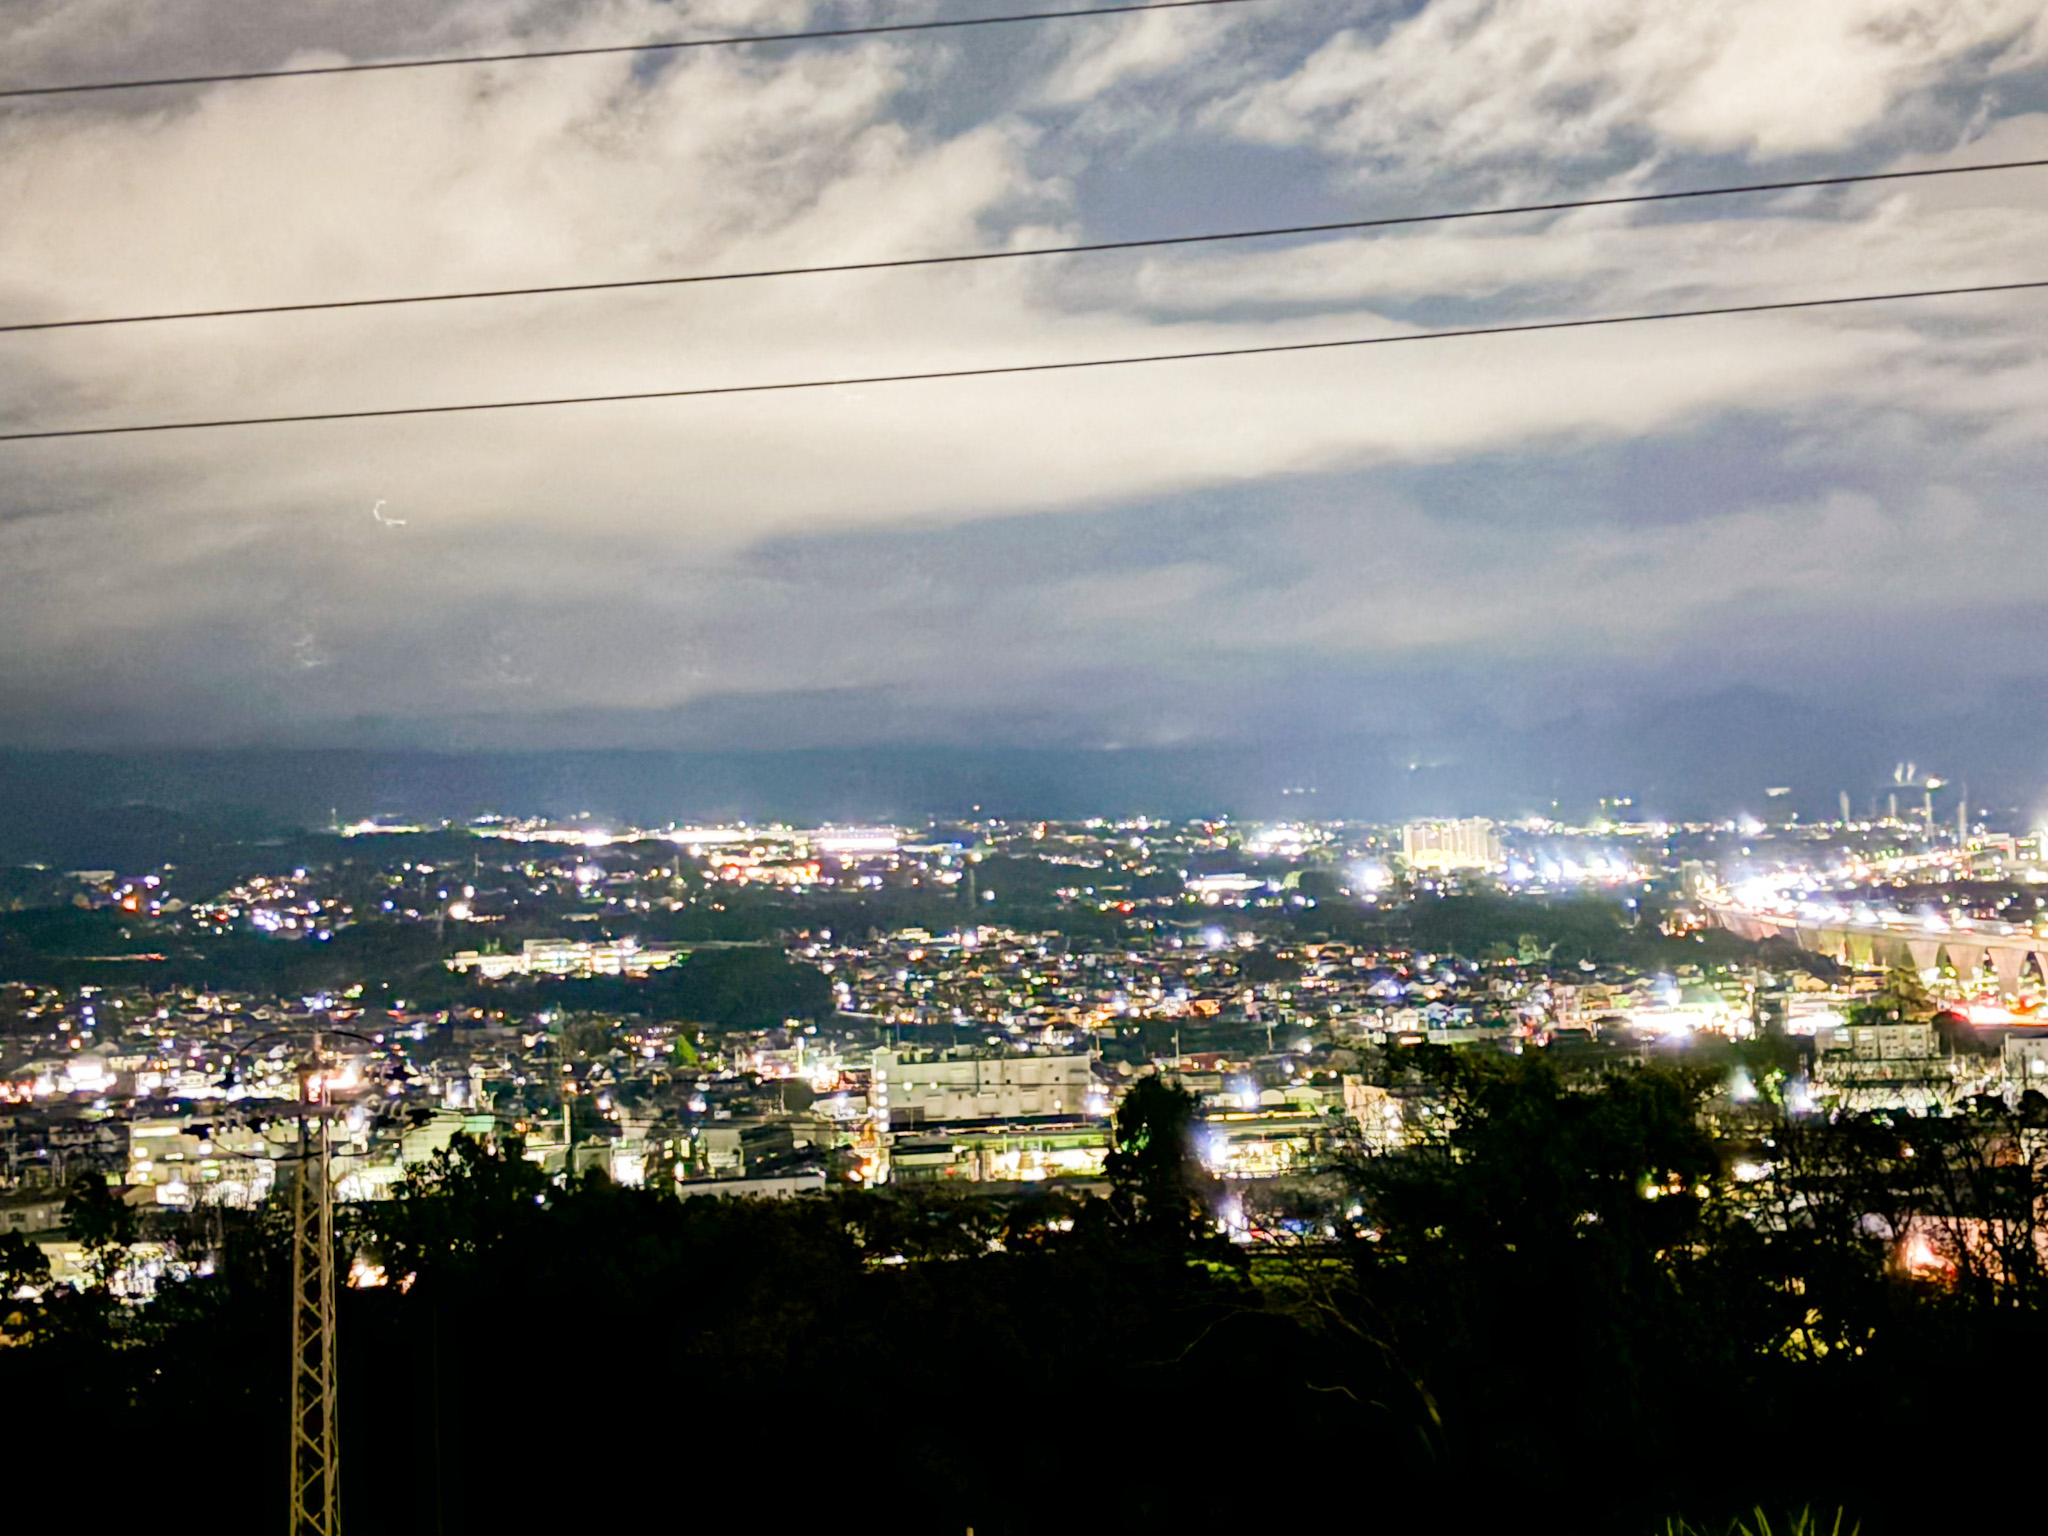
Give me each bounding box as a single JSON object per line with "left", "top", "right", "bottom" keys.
{"left": 4, "top": 0, "right": 2048, "bottom": 804}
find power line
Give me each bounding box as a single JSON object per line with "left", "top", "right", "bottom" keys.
{"left": 0, "top": 0, "right": 1266, "bottom": 100}
{"left": 3, "top": 279, "right": 2038, "bottom": 444}
{"left": 9, "top": 157, "right": 2041, "bottom": 337}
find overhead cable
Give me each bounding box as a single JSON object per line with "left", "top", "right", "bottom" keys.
{"left": 0, "top": 0, "right": 1266, "bottom": 100}
{"left": 1, "top": 278, "right": 2038, "bottom": 443}
{"left": 7, "top": 157, "right": 2041, "bottom": 336}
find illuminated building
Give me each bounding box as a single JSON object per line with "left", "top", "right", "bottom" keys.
{"left": 1813, "top": 1021, "right": 1956, "bottom": 1112}
{"left": 701, "top": 1119, "right": 796, "bottom": 1177}
{"left": 1402, "top": 817, "right": 1503, "bottom": 873}
{"left": 33, "top": 1239, "right": 186, "bottom": 1300}
{"left": 127, "top": 1117, "right": 277, "bottom": 1206}
{"left": 889, "top": 1122, "right": 1108, "bottom": 1183}
{"left": 1186, "top": 872, "right": 1267, "bottom": 899}
{"left": 870, "top": 1048, "right": 1094, "bottom": 1127}
{"left": 445, "top": 936, "right": 683, "bottom": 978}
{"left": 1342, "top": 1077, "right": 1411, "bottom": 1154}
{"left": 398, "top": 1108, "right": 499, "bottom": 1167}
{"left": 2004, "top": 1032, "right": 2048, "bottom": 1085}
{"left": 1197, "top": 1106, "right": 1329, "bottom": 1177}
{"left": 812, "top": 828, "right": 900, "bottom": 855}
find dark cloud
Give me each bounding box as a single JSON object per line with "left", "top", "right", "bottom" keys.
{"left": 3, "top": 1, "right": 2048, "bottom": 812}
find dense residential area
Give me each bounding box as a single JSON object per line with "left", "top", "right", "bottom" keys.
{"left": 6, "top": 807, "right": 2048, "bottom": 1530}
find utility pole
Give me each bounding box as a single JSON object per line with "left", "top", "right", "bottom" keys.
{"left": 289, "top": 1033, "right": 339, "bottom": 1536}
{"left": 562, "top": 1073, "right": 575, "bottom": 1184}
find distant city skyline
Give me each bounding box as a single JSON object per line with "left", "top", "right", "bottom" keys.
{"left": 3, "top": 720, "right": 2044, "bottom": 873}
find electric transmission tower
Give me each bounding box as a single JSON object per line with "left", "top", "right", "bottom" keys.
{"left": 288, "top": 1040, "right": 339, "bottom": 1536}
{"left": 215, "top": 1024, "right": 407, "bottom": 1536}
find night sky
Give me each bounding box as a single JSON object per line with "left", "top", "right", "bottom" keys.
{"left": 4, "top": 2, "right": 2047, "bottom": 818}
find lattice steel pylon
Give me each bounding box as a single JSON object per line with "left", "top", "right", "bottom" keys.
{"left": 289, "top": 1040, "right": 340, "bottom": 1536}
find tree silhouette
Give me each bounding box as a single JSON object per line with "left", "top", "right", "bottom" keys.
{"left": 0, "top": 1231, "right": 50, "bottom": 1297}
{"left": 62, "top": 1170, "right": 135, "bottom": 1291}
{"left": 1105, "top": 1073, "right": 1221, "bottom": 1252}
{"left": 0, "top": 1230, "right": 52, "bottom": 1342}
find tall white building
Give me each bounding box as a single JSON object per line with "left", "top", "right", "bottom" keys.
{"left": 1402, "top": 817, "right": 1503, "bottom": 872}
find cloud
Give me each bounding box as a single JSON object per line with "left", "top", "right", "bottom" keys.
{"left": 1, "top": 0, "right": 2047, "bottom": 757}
{"left": 1216, "top": 0, "right": 2048, "bottom": 165}
{"left": 1037, "top": 4, "right": 1252, "bottom": 106}
{"left": 1114, "top": 183, "right": 2048, "bottom": 315}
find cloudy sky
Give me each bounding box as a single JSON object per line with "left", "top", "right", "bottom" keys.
{"left": 3, "top": 1, "right": 2047, "bottom": 812}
